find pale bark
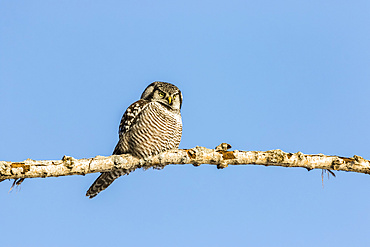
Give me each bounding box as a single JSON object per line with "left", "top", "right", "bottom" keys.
{"left": 1, "top": 143, "right": 370, "bottom": 181}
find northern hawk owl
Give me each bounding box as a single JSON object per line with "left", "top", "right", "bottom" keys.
{"left": 86, "top": 81, "right": 183, "bottom": 198}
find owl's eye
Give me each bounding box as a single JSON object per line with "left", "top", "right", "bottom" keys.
{"left": 173, "top": 95, "right": 177, "bottom": 100}
{"left": 158, "top": 92, "right": 165, "bottom": 98}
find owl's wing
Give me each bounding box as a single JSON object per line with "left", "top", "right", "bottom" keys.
{"left": 113, "top": 99, "right": 149, "bottom": 155}
{"left": 118, "top": 99, "right": 149, "bottom": 136}
{"left": 86, "top": 99, "right": 151, "bottom": 198}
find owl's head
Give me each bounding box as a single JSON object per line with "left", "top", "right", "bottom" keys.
{"left": 141, "top": 81, "right": 183, "bottom": 110}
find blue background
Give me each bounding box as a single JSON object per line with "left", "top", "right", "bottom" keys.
{"left": 1, "top": 1, "right": 370, "bottom": 246}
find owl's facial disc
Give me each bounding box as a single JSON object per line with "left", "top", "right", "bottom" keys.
{"left": 141, "top": 81, "right": 182, "bottom": 110}
{"left": 153, "top": 89, "right": 180, "bottom": 110}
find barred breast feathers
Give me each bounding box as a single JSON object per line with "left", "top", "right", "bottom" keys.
{"left": 114, "top": 101, "right": 182, "bottom": 158}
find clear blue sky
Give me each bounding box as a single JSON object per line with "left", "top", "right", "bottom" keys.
{"left": 1, "top": 1, "right": 370, "bottom": 246}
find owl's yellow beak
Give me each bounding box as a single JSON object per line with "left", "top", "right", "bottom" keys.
{"left": 168, "top": 96, "right": 172, "bottom": 105}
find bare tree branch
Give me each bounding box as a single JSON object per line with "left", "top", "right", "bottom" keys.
{"left": 1, "top": 143, "right": 370, "bottom": 181}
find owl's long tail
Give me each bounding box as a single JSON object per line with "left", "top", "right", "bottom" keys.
{"left": 86, "top": 169, "right": 130, "bottom": 199}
